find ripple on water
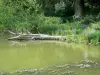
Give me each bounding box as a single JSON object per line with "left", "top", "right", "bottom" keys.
{"left": 1, "top": 60, "right": 98, "bottom": 75}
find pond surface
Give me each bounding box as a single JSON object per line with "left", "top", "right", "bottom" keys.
{"left": 0, "top": 40, "right": 100, "bottom": 75}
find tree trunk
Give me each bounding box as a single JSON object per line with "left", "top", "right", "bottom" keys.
{"left": 74, "top": 0, "right": 84, "bottom": 18}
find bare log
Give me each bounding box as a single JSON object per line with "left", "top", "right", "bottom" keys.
{"left": 8, "top": 30, "right": 16, "bottom": 35}
{"left": 8, "top": 30, "right": 22, "bottom": 35}
{"left": 8, "top": 34, "right": 66, "bottom": 41}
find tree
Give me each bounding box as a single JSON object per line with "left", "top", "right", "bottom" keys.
{"left": 74, "top": 0, "right": 84, "bottom": 18}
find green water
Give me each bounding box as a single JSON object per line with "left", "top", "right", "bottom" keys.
{"left": 0, "top": 40, "right": 100, "bottom": 75}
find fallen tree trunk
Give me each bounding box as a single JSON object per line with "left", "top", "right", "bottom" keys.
{"left": 8, "top": 34, "right": 66, "bottom": 41}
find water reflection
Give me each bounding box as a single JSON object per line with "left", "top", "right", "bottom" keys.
{"left": 0, "top": 41, "right": 100, "bottom": 72}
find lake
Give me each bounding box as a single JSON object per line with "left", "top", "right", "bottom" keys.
{"left": 0, "top": 40, "right": 100, "bottom": 75}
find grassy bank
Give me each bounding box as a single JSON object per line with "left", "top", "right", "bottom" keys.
{"left": 0, "top": 15, "right": 100, "bottom": 45}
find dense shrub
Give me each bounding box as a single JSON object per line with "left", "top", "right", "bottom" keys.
{"left": 81, "top": 15, "right": 95, "bottom": 24}
{"left": 84, "top": 22, "right": 100, "bottom": 44}
{"left": 0, "top": 0, "right": 42, "bottom": 33}
{"left": 38, "top": 17, "right": 61, "bottom": 34}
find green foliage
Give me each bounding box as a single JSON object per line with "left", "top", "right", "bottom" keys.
{"left": 0, "top": 0, "right": 100, "bottom": 46}
{"left": 66, "top": 35, "right": 87, "bottom": 43}
{"left": 84, "top": 22, "right": 100, "bottom": 45}
{"left": 87, "top": 0, "right": 100, "bottom": 8}
{"left": 0, "top": 0, "right": 42, "bottom": 33}
{"left": 55, "top": 0, "right": 74, "bottom": 17}
{"left": 38, "top": 17, "right": 61, "bottom": 34}
{"left": 0, "top": 24, "right": 5, "bottom": 33}
{"left": 88, "top": 31, "right": 100, "bottom": 44}
{"left": 92, "top": 21, "right": 100, "bottom": 30}
{"left": 80, "top": 15, "right": 95, "bottom": 24}
{"left": 55, "top": 1, "right": 66, "bottom": 16}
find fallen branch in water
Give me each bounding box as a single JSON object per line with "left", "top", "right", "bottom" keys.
{"left": 8, "top": 30, "right": 16, "bottom": 35}
{"left": 8, "top": 32, "right": 66, "bottom": 41}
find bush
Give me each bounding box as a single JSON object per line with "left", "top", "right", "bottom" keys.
{"left": 88, "top": 31, "right": 100, "bottom": 44}
{"left": 0, "top": 0, "right": 42, "bottom": 33}
{"left": 80, "top": 15, "right": 95, "bottom": 25}
{"left": 84, "top": 22, "right": 100, "bottom": 45}
{"left": 38, "top": 17, "right": 61, "bottom": 34}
